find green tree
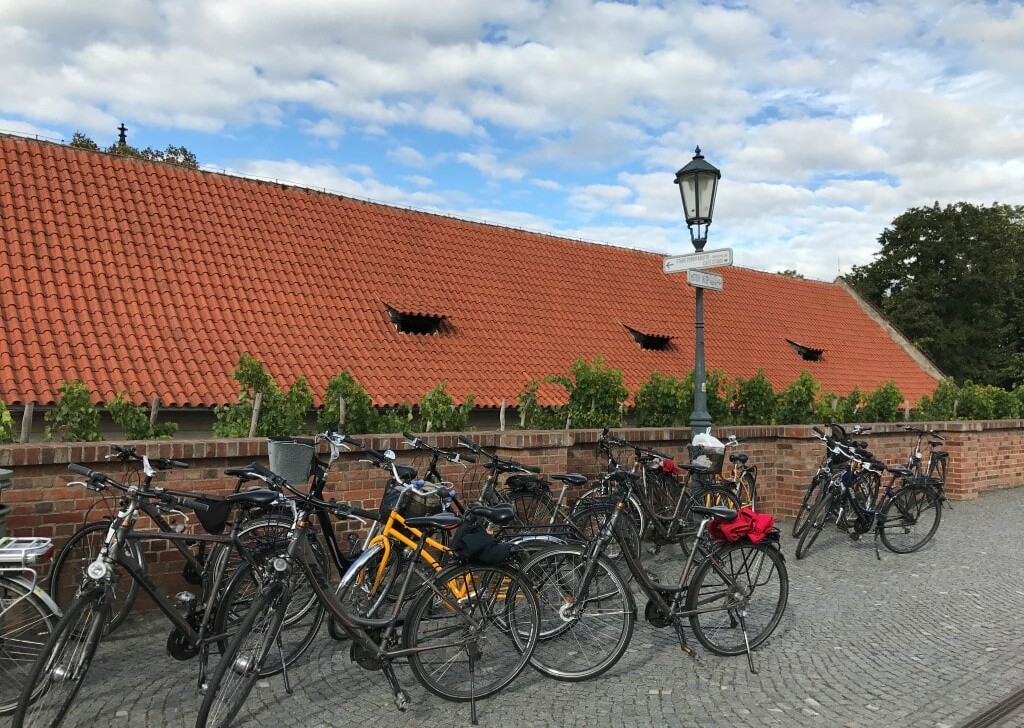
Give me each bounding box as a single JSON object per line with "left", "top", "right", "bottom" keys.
{"left": 860, "top": 381, "right": 904, "bottom": 423}
{"left": 733, "top": 369, "right": 776, "bottom": 425}
{"left": 634, "top": 371, "right": 689, "bottom": 427}
{"left": 418, "top": 383, "right": 474, "bottom": 432}
{"left": 774, "top": 371, "right": 819, "bottom": 425}
{"left": 777, "top": 269, "right": 804, "bottom": 279}
{"left": 848, "top": 202, "right": 1024, "bottom": 387}
{"left": 318, "top": 371, "right": 377, "bottom": 434}
{"left": 107, "top": 391, "right": 177, "bottom": 439}
{"left": 44, "top": 380, "right": 102, "bottom": 442}
{"left": 0, "top": 400, "right": 14, "bottom": 444}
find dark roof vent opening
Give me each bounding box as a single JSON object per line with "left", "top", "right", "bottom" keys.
{"left": 626, "top": 325, "right": 673, "bottom": 351}
{"left": 386, "top": 305, "right": 446, "bottom": 335}
{"left": 787, "top": 339, "right": 824, "bottom": 361}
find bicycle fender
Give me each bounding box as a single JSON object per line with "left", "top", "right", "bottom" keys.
{"left": 5, "top": 574, "right": 63, "bottom": 619}
{"left": 338, "top": 542, "right": 386, "bottom": 589}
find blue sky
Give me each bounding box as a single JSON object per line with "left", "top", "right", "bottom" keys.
{"left": 2, "top": 0, "right": 1022, "bottom": 281}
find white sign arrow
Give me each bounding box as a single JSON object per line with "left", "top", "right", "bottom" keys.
{"left": 663, "top": 247, "right": 733, "bottom": 274}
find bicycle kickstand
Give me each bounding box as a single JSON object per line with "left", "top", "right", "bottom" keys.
{"left": 468, "top": 640, "right": 481, "bottom": 726}
{"left": 381, "top": 662, "right": 410, "bottom": 712}
{"left": 673, "top": 619, "right": 696, "bottom": 659}
{"left": 872, "top": 529, "right": 882, "bottom": 561}
{"left": 276, "top": 632, "right": 293, "bottom": 695}
{"left": 737, "top": 611, "right": 758, "bottom": 675}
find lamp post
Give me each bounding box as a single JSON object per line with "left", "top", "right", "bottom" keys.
{"left": 674, "top": 146, "right": 721, "bottom": 436}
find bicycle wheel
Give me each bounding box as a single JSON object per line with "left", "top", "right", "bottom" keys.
{"left": 197, "top": 583, "right": 289, "bottom": 728}
{"left": 736, "top": 471, "right": 757, "bottom": 509}
{"left": 795, "top": 492, "right": 834, "bottom": 560}
{"left": 506, "top": 490, "right": 556, "bottom": 527}
{"left": 403, "top": 562, "right": 540, "bottom": 702}
{"left": 686, "top": 542, "right": 788, "bottom": 656}
{"left": 213, "top": 544, "right": 325, "bottom": 677}
{"left": 47, "top": 521, "right": 140, "bottom": 634}
{"left": 0, "top": 578, "right": 58, "bottom": 714}
{"left": 521, "top": 545, "right": 635, "bottom": 681}
{"left": 12, "top": 587, "right": 109, "bottom": 728}
{"left": 791, "top": 474, "right": 824, "bottom": 538}
{"left": 568, "top": 500, "right": 641, "bottom": 566}
{"left": 572, "top": 483, "right": 646, "bottom": 538}
{"left": 646, "top": 469, "right": 683, "bottom": 521}
{"left": 879, "top": 485, "right": 942, "bottom": 554}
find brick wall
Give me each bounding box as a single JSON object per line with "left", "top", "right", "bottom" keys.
{"left": 3, "top": 421, "right": 1022, "bottom": 605}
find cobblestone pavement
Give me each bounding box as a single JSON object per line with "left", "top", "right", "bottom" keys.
{"left": 6, "top": 487, "right": 1024, "bottom": 728}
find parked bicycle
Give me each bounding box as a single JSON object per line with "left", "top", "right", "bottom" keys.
{"left": 522, "top": 468, "right": 788, "bottom": 681}
{"left": 795, "top": 435, "right": 943, "bottom": 560}
{"left": 1, "top": 537, "right": 61, "bottom": 715}
{"left": 791, "top": 424, "right": 872, "bottom": 538}
{"left": 12, "top": 459, "right": 309, "bottom": 728}
{"left": 195, "top": 458, "right": 542, "bottom": 728}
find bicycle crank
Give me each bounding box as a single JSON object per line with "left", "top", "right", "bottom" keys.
{"left": 644, "top": 600, "right": 673, "bottom": 628}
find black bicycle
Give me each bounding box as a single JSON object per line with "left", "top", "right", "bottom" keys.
{"left": 522, "top": 468, "right": 788, "bottom": 681}
{"left": 795, "top": 438, "right": 943, "bottom": 560}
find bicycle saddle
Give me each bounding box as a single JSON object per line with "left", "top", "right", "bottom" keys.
{"left": 689, "top": 505, "right": 738, "bottom": 521}
{"left": 466, "top": 503, "right": 515, "bottom": 526}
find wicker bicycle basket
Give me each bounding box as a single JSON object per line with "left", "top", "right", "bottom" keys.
{"left": 379, "top": 482, "right": 445, "bottom": 521}
{"left": 268, "top": 437, "right": 316, "bottom": 486}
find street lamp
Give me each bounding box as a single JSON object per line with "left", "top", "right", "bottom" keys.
{"left": 674, "top": 146, "right": 721, "bottom": 435}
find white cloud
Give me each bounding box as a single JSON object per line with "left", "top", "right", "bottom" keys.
{"left": 0, "top": 0, "right": 1022, "bottom": 286}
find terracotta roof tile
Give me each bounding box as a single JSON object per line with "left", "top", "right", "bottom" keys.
{"left": 0, "top": 133, "right": 941, "bottom": 409}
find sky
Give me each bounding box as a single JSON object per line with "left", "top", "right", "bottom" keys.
{"left": 1, "top": 0, "right": 1022, "bottom": 282}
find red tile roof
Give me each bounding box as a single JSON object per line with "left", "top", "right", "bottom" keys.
{"left": 0, "top": 134, "right": 941, "bottom": 409}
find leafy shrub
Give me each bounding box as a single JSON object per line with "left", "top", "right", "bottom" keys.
{"left": 733, "top": 369, "right": 776, "bottom": 425}
{"left": 0, "top": 400, "right": 14, "bottom": 444}
{"left": 860, "top": 381, "right": 904, "bottom": 423}
{"left": 814, "top": 387, "right": 862, "bottom": 424}
{"left": 518, "top": 357, "right": 627, "bottom": 430}
{"left": 913, "top": 377, "right": 959, "bottom": 421}
{"left": 774, "top": 371, "right": 819, "bottom": 425}
{"left": 107, "top": 392, "right": 177, "bottom": 439}
{"left": 44, "top": 380, "right": 102, "bottom": 442}
{"left": 634, "top": 371, "right": 689, "bottom": 427}
{"left": 706, "top": 370, "right": 734, "bottom": 425}
{"left": 214, "top": 355, "right": 311, "bottom": 437}
{"left": 418, "top": 383, "right": 474, "bottom": 432}
{"left": 318, "top": 371, "right": 377, "bottom": 434}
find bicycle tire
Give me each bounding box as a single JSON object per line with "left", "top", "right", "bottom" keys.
{"left": 0, "top": 577, "right": 58, "bottom": 715}
{"left": 879, "top": 485, "right": 942, "bottom": 554}
{"left": 737, "top": 471, "right": 757, "bottom": 510}
{"left": 686, "top": 542, "right": 788, "bottom": 656}
{"left": 795, "top": 492, "right": 834, "bottom": 560}
{"left": 12, "top": 587, "right": 109, "bottom": 728}
{"left": 213, "top": 544, "right": 325, "bottom": 677}
{"left": 567, "top": 500, "right": 641, "bottom": 566}
{"left": 403, "top": 562, "right": 540, "bottom": 702}
{"left": 47, "top": 521, "right": 140, "bottom": 634}
{"left": 791, "top": 474, "right": 824, "bottom": 538}
{"left": 521, "top": 545, "right": 635, "bottom": 681}
{"left": 196, "top": 582, "right": 289, "bottom": 728}
{"left": 506, "top": 490, "right": 557, "bottom": 527}
{"left": 572, "top": 483, "right": 646, "bottom": 540}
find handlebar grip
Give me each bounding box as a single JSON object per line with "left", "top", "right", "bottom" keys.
{"left": 68, "top": 463, "right": 95, "bottom": 478}
{"left": 403, "top": 432, "right": 418, "bottom": 442}
{"left": 167, "top": 459, "right": 189, "bottom": 469}
{"left": 458, "top": 435, "right": 477, "bottom": 450}
{"left": 520, "top": 463, "right": 541, "bottom": 473}
{"left": 177, "top": 497, "right": 210, "bottom": 514}
{"left": 812, "top": 426, "right": 825, "bottom": 436}
{"left": 366, "top": 446, "right": 389, "bottom": 462}
{"left": 460, "top": 453, "right": 477, "bottom": 463}
{"left": 346, "top": 435, "right": 365, "bottom": 449}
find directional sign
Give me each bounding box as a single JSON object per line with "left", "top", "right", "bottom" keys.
{"left": 686, "top": 270, "right": 724, "bottom": 291}
{"left": 663, "top": 247, "right": 733, "bottom": 274}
